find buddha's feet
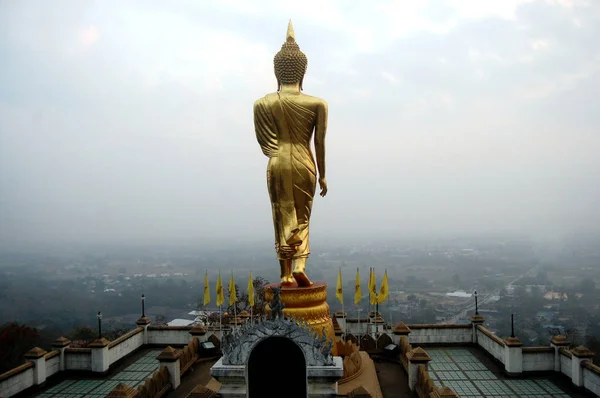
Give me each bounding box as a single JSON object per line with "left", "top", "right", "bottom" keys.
{"left": 292, "top": 270, "right": 313, "bottom": 287}
{"left": 280, "top": 275, "right": 295, "bottom": 286}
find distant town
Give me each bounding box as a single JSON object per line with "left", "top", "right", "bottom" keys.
{"left": 1, "top": 234, "right": 598, "bottom": 357}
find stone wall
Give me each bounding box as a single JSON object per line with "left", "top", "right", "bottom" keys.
{"left": 45, "top": 351, "right": 61, "bottom": 377}
{"left": 582, "top": 362, "right": 600, "bottom": 396}
{"left": 108, "top": 328, "right": 144, "bottom": 365}
{"left": 0, "top": 363, "right": 34, "bottom": 398}
{"left": 65, "top": 349, "right": 92, "bottom": 371}
{"left": 476, "top": 326, "right": 505, "bottom": 364}
{"left": 147, "top": 326, "right": 194, "bottom": 345}
{"left": 559, "top": 349, "right": 572, "bottom": 378}
{"left": 521, "top": 347, "right": 554, "bottom": 372}
{"left": 407, "top": 324, "right": 472, "bottom": 344}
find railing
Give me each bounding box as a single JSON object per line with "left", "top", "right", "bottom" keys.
{"left": 180, "top": 337, "right": 199, "bottom": 376}
{"left": 399, "top": 336, "right": 412, "bottom": 371}
{"left": 582, "top": 361, "right": 600, "bottom": 396}
{"left": 407, "top": 323, "right": 472, "bottom": 345}
{"left": 44, "top": 350, "right": 60, "bottom": 360}
{"left": 476, "top": 325, "right": 505, "bottom": 364}
{"left": 335, "top": 340, "right": 363, "bottom": 381}
{"left": 108, "top": 327, "right": 143, "bottom": 349}
{"left": 522, "top": 347, "right": 554, "bottom": 353}
{"left": 108, "top": 327, "right": 144, "bottom": 365}
{"left": 559, "top": 348, "right": 572, "bottom": 358}
{"left": 0, "top": 363, "right": 34, "bottom": 398}
{"left": 415, "top": 364, "right": 434, "bottom": 398}
{"left": 137, "top": 366, "right": 172, "bottom": 398}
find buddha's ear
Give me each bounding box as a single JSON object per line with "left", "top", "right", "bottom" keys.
{"left": 277, "top": 78, "right": 281, "bottom": 92}
{"left": 300, "top": 76, "right": 304, "bottom": 91}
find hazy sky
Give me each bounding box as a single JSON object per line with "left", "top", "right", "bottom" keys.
{"left": 1, "top": 0, "right": 599, "bottom": 247}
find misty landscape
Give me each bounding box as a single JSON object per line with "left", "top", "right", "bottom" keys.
{"left": 1, "top": 1, "right": 599, "bottom": 395}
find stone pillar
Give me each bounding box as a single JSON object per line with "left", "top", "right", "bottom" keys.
{"left": 136, "top": 316, "right": 151, "bottom": 345}
{"left": 51, "top": 336, "right": 71, "bottom": 371}
{"left": 470, "top": 314, "right": 485, "bottom": 344}
{"left": 391, "top": 322, "right": 411, "bottom": 345}
{"left": 190, "top": 324, "right": 208, "bottom": 344}
{"left": 89, "top": 338, "right": 110, "bottom": 373}
{"left": 504, "top": 336, "right": 523, "bottom": 376}
{"left": 570, "top": 345, "right": 595, "bottom": 387}
{"left": 550, "top": 335, "right": 570, "bottom": 372}
{"left": 24, "top": 347, "right": 47, "bottom": 385}
{"left": 157, "top": 346, "right": 181, "bottom": 390}
{"left": 407, "top": 347, "right": 432, "bottom": 391}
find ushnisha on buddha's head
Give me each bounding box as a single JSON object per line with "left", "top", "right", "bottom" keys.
{"left": 274, "top": 20, "right": 307, "bottom": 90}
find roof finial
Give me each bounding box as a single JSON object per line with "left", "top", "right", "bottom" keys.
{"left": 286, "top": 19, "right": 295, "bottom": 42}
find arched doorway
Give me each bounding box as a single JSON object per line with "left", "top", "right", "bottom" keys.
{"left": 247, "top": 336, "right": 306, "bottom": 398}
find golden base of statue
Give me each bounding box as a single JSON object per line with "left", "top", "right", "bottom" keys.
{"left": 264, "top": 282, "right": 336, "bottom": 353}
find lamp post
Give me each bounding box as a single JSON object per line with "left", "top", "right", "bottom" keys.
{"left": 97, "top": 311, "right": 102, "bottom": 339}
{"left": 141, "top": 294, "right": 146, "bottom": 317}
{"left": 474, "top": 290, "right": 479, "bottom": 315}
{"left": 511, "top": 313, "right": 515, "bottom": 338}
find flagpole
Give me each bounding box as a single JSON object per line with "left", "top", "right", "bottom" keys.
{"left": 368, "top": 267, "right": 372, "bottom": 321}
{"left": 357, "top": 307, "right": 361, "bottom": 344}
{"left": 375, "top": 294, "right": 379, "bottom": 349}
{"left": 340, "top": 267, "right": 346, "bottom": 338}
{"left": 218, "top": 271, "right": 222, "bottom": 336}
{"left": 232, "top": 270, "right": 238, "bottom": 322}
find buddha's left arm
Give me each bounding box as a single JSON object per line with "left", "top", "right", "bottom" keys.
{"left": 314, "top": 100, "right": 328, "bottom": 181}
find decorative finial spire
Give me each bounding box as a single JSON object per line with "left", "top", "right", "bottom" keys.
{"left": 286, "top": 19, "right": 295, "bottom": 42}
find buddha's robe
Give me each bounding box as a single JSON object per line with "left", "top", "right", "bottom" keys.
{"left": 254, "top": 94, "right": 317, "bottom": 260}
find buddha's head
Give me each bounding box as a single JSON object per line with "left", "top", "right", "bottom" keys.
{"left": 274, "top": 20, "right": 307, "bottom": 91}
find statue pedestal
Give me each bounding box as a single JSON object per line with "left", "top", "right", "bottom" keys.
{"left": 265, "top": 282, "right": 336, "bottom": 353}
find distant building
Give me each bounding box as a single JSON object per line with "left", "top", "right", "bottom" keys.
{"left": 166, "top": 318, "right": 195, "bottom": 327}
{"left": 446, "top": 290, "right": 472, "bottom": 298}
{"left": 544, "top": 291, "right": 568, "bottom": 301}
{"left": 536, "top": 311, "right": 555, "bottom": 322}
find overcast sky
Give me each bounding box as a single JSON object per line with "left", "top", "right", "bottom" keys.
{"left": 1, "top": 0, "right": 599, "bottom": 247}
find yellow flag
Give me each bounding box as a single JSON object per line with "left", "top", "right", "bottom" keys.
{"left": 229, "top": 271, "right": 237, "bottom": 306}
{"left": 203, "top": 270, "right": 211, "bottom": 306}
{"left": 248, "top": 271, "right": 255, "bottom": 307}
{"left": 369, "top": 268, "right": 377, "bottom": 305}
{"left": 336, "top": 268, "right": 343, "bottom": 304}
{"left": 216, "top": 272, "right": 224, "bottom": 306}
{"left": 354, "top": 268, "right": 362, "bottom": 304}
{"left": 378, "top": 269, "right": 389, "bottom": 304}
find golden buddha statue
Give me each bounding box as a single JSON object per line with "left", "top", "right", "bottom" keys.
{"left": 254, "top": 20, "right": 328, "bottom": 287}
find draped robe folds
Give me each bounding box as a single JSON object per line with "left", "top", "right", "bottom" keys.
{"left": 254, "top": 94, "right": 317, "bottom": 260}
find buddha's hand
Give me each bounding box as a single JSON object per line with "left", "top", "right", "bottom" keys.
{"left": 319, "top": 177, "right": 328, "bottom": 197}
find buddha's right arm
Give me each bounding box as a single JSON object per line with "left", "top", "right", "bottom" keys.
{"left": 254, "top": 99, "right": 278, "bottom": 157}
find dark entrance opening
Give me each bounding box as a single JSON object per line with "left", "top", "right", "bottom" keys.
{"left": 247, "top": 336, "right": 306, "bottom": 398}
